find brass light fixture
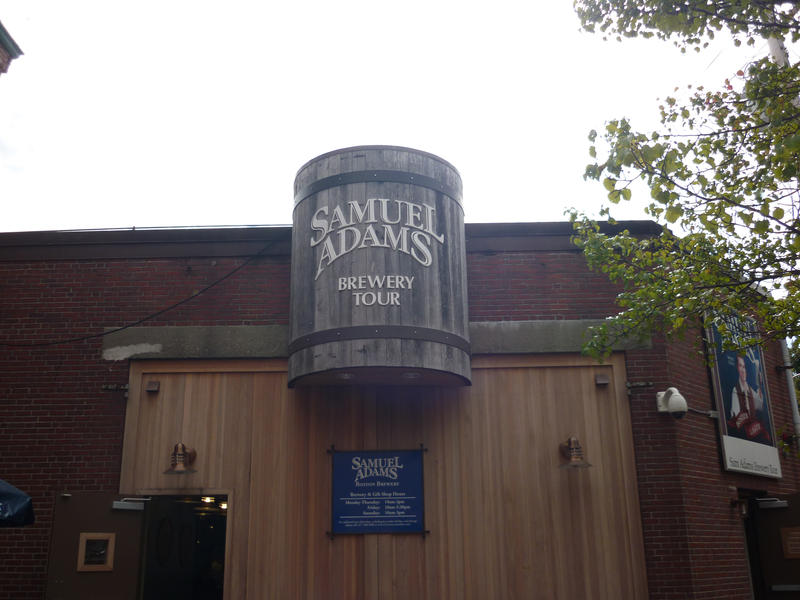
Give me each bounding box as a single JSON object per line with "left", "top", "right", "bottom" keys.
{"left": 559, "top": 436, "right": 592, "bottom": 469}
{"left": 164, "top": 442, "right": 197, "bottom": 474}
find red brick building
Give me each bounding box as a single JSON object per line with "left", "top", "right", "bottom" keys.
{"left": 0, "top": 20, "right": 22, "bottom": 75}
{"left": 1, "top": 149, "right": 799, "bottom": 599}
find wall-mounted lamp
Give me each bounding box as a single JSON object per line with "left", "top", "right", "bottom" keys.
{"left": 164, "top": 442, "right": 197, "bottom": 474}
{"left": 656, "top": 387, "right": 688, "bottom": 419}
{"left": 559, "top": 436, "right": 592, "bottom": 469}
{"left": 731, "top": 498, "right": 749, "bottom": 519}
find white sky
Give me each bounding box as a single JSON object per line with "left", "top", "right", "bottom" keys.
{"left": 0, "top": 1, "right": 781, "bottom": 232}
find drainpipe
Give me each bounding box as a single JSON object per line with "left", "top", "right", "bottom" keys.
{"left": 779, "top": 340, "right": 800, "bottom": 437}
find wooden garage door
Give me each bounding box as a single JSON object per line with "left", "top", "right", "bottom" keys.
{"left": 121, "top": 354, "right": 647, "bottom": 599}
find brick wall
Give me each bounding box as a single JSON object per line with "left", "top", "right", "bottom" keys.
{"left": 468, "top": 251, "right": 621, "bottom": 321}
{"left": 668, "top": 335, "right": 800, "bottom": 598}
{"left": 1, "top": 233, "right": 799, "bottom": 599}
{"left": 0, "top": 255, "right": 290, "bottom": 597}
{"left": 0, "top": 46, "right": 10, "bottom": 75}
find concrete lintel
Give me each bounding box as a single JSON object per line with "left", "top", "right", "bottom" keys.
{"left": 100, "top": 320, "right": 649, "bottom": 361}
{"left": 101, "top": 325, "right": 289, "bottom": 361}
{"left": 469, "top": 320, "right": 650, "bottom": 354}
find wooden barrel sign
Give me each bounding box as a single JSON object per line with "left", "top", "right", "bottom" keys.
{"left": 289, "top": 146, "right": 470, "bottom": 387}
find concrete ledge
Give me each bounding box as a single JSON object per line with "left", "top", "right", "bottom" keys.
{"left": 102, "top": 325, "right": 289, "bottom": 361}
{"left": 101, "top": 320, "right": 650, "bottom": 361}
{"left": 469, "top": 320, "right": 650, "bottom": 354}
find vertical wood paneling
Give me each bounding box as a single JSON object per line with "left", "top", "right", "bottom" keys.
{"left": 121, "top": 355, "right": 647, "bottom": 599}
{"left": 122, "top": 361, "right": 265, "bottom": 600}
{"left": 219, "top": 372, "right": 254, "bottom": 600}
{"left": 248, "top": 371, "right": 291, "bottom": 600}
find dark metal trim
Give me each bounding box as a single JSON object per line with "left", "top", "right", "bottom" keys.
{"left": 419, "top": 442, "right": 428, "bottom": 539}
{"left": 0, "top": 222, "right": 664, "bottom": 261}
{"left": 327, "top": 444, "right": 336, "bottom": 540}
{"left": 289, "top": 325, "right": 471, "bottom": 354}
{"left": 294, "top": 170, "right": 463, "bottom": 208}
{"left": 0, "top": 21, "right": 23, "bottom": 59}
{"left": 294, "top": 145, "right": 462, "bottom": 178}
{"left": 772, "top": 585, "right": 800, "bottom": 591}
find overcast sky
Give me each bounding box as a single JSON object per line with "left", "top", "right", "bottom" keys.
{"left": 0, "top": 1, "right": 781, "bottom": 232}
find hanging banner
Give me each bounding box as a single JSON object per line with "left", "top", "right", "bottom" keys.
{"left": 708, "top": 315, "right": 782, "bottom": 478}
{"left": 331, "top": 449, "right": 425, "bottom": 535}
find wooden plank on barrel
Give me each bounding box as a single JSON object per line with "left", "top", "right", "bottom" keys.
{"left": 289, "top": 146, "right": 470, "bottom": 387}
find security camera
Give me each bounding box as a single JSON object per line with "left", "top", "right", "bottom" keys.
{"left": 656, "top": 387, "right": 688, "bottom": 419}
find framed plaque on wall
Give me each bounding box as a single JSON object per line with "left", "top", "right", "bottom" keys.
{"left": 330, "top": 448, "right": 425, "bottom": 535}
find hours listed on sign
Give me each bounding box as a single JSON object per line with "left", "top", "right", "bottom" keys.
{"left": 342, "top": 491, "right": 415, "bottom": 517}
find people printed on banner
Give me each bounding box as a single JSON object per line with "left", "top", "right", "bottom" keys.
{"left": 723, "top": 351, "right": 772, "bottom": 444}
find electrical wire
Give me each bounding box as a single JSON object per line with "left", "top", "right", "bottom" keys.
{"left": 0, "top": 241, "right": 277, "bottom": 349}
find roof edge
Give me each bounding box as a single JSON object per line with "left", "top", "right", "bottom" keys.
{"left": 0, "top": 20, "right": 23, "bottom": 59}
{"left": 0, "top": 220, "right": 662, "bottom": 261}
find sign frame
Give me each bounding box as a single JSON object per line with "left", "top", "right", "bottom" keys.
{"left": 328, "top": 446, "right": 427, "bottom": 537}
{"left": 707, "top": 314, "right": 782, "bottom": 479}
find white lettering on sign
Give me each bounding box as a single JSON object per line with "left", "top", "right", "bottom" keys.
{"left": 353, "top": 291, "right": 400, "bottom": 306}
{"left": 352, "top": 455, "right": 405, "bottom": 483}
{"left": 310, "top": 198, "right": 444, "bottom": 279}
{"left": 338, "top": 275, "right": 415, "bottom": 290}
{"left": 337, "top": 273, "right": 414, "bottom": 307}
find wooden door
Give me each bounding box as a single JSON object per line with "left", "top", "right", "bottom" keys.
{"left": 121, "top": 355, "right": 648, "bottom": 599}
{"left": 46, "top": 492, "right": 144, "bottom": 600}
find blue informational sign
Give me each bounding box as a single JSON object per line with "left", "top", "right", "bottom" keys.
{"left": 331, "top": 449, "right": 424, "bottom": 535}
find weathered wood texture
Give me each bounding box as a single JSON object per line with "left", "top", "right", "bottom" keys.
{"left": 289, "top": 146, "right": 470, "bottom": 386}
{"left": 122, "top": 354, "right": 647, "bottom": 599}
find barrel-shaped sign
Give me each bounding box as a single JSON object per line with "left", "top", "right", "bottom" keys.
{"left": 289, "top": 146, "right": 470, "bottom": 386}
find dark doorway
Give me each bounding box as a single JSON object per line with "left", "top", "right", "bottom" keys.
{"left": 745, "top": 491, "right": 800, "bottom": 599}
{"left": 140, "top": 495, "right": 227, "bottom": 600}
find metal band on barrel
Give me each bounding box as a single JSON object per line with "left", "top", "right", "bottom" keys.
{"left": 288, "top": 325, "right": 471, "bottom": 355}
{"left": 294, "top": 170, "right": 463, "bottom": 208}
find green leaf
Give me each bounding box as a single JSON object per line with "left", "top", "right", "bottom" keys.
{"left": 575, "top": 0, "right": 800, "bottom": 356}
{"left": 665, "top": 206, "right": 682, "bottom": 223}
{"left": 784, "top": 134, "right": 800, "bottom": 152}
